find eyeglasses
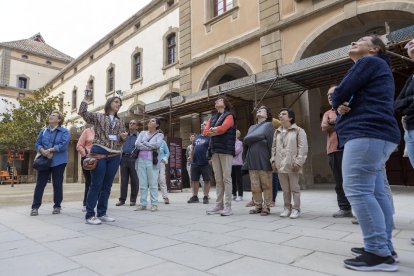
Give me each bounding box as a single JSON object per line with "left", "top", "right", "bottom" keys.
{"left": 50, "top": 114, "right": 58, "bottom": 118}
{"left": 129, "top": 122, "right": 137, "bottom": 125}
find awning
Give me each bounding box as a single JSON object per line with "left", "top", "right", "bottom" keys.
{"left": 145, "top": 25, "right": 414, "bottom": 118}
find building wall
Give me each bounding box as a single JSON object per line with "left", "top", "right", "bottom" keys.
{"left": 50, "top": 6, "right": 180, "bottom": 125}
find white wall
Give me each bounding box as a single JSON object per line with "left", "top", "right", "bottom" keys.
{"left": 50, "top": 8, "right": 179, "bottom": 125}
{"left": 10, "top": 60, "right": 61, "bottom": 90}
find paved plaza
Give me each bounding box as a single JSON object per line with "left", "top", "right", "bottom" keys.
{"left": 0, "top": 183, "right": 413, "bottom": 276}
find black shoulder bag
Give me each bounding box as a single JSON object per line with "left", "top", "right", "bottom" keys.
{"left": 33, "top": 129, "right": 58, "bottom": 171}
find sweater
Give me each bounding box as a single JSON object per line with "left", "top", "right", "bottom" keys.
{"left": 394, "top": 74, "right": 414, "bottom": 130}
{"left": 331, "top": 55, "right": 400, "bottom": 148}
{"left": 244, "top": 121, "right": 274, "bottom": 171}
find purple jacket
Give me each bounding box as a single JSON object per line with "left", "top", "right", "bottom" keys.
{"left": 232, "top": 139, "right": 243, "bottom": 166}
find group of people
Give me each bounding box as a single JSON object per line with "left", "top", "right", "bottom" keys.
{"left": 28, "top": 34, "right": 414, "bottom": 272}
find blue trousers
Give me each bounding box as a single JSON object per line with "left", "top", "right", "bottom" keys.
{"left": 32, "top": 163, "right": 66, "bottom": 209}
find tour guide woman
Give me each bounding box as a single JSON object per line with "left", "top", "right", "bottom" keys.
{"left": 31, "top": 111, "right": 70, "bottom": 216}
{"left": 78, "top": 95, "right": 128, "bottom": 225}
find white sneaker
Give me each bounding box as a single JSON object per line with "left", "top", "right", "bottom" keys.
{"left": 85, "top": 216, "right": 102, "bottom": 225}
{"left": 235, "top": 196, "right": 243, "bottom": 202}
{"left": 150, "top": 205, "right": 158, "bottom": 212}
{"left": 232, "top": 195, "right": 237, "bottom": 201}
{"left": 280, "top": 208, "right": 291, "bottom": 217}
{"left": 97, "top": 215, "right": 115, "bottom": 222}
{"left": 82, "top": 206, "right": 86, "bottom": 212}
{"left": 290, "top": 209, "right": 300, "bottom": 219}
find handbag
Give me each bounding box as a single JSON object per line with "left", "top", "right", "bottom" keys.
{"left": 152, "top": 151, "right": 159, "bottom": 165}
{"left": 82, "top": 157, "right": 98, "bottom": 170}
{"left": 33, "top": 129, "right": 58, "bottom": 171}
{"left": 33, "top": 155, "right": 52, "bottom": 171}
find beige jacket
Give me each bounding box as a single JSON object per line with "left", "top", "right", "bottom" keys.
{"left": 270, "top": 123, "right": 308, "bottom": 174}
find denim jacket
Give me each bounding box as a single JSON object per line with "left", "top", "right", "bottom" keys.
{"left": 159, "top": 140, "right": 170, "bottom": 164}
{"left": 35, "top": 126, "right": 70, "bottom": 167}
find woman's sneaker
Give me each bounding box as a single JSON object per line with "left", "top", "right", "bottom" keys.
{"left": 351, "top": 247, "right": 399, "bottom": 263}
{"left": 344, "top": 251, "right": 398, "bottom": 272}
{"left": 289, "top": 209, "right": 300, "bottom": 219}
{"left": 30, "top": 208, "right": 38, "bottom": 216}
{"left": 235, "top": 196, "right": 243, "bottom": 202}
{"left": 206, "top": 205, "right": 223, "bottom": 215}
{"left": 187, "top": 195, "right": 199, "bottom": 203}
{"left": 202, "top": 196, "right": 209, "bottom": 204}
{"left": 280, "top": 208, "right": 291, "bottom": 217}
{"left": 220, "top": 207, "right": 233, "bottom": 216}
{"left": 97, "top": 215, "right": 115, "bottom": 222}
{"left": 85, "top": 217, "right": 102, "bottom": 225}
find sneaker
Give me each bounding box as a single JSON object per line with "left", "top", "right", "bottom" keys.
{"left": 202, "top": 196, "right": 209, "bottom": 204}
{"left": 333, "top": 209, "right": 353, "bottom": 218}
{"left": 344, "top": 251, "right": 398, "bottom": 272}
{"left": 150, "top": 205, "right": 158, "bottom": 212}
{"left": 85, "top": 216, "right": 102, "bottom": 225}
{"left": 164, "top": 198, "right": 170, "bottom": 204}
{"left": 280, "top": 208, "right": 291, "bottom": 217}
{"left": 220, "top": 207, "right": 233, "bottom": 216}
{"left": 130, "top": 202, "right": 136, "bottom": 206}
{"left": 82, "top": 206, "right": 86, "bottom": 212}
{"left": 187, "top": 195, "right": 199, "bottom": 203}
{"left": 115, "top": 201, "right": 125, "bottom": 206}
{"left": 351, "top": 217, "right": 359, "bottom": 224}
{"left": 30, "top": 208, "right": 38, "bottom": 216}
{"left": 351, "top": 247, "right": 399, "bottom": 263}
{"left": 52, "top": 208, "right": 61, "bottom": 215}
{"left": 411, "top": 237, "right": 414, "bottom": 245}
{"left": 206, "top": 205, "right": 223, "bottom": 215}
{"left": 245, "top": 200, "right": 254, "bottom": 207}
{"left": 235, "top": 196, "right": 242, "bottom": 202}
{"left": 97, "top": 215, "right": 115, "bottom": 222}
{"left": 290, "top": 209, "right": 300, "bottom": 219}
{"left": 134, "top": 205, "right": 147, "bottom": 211}
{"left": 232, "top": 195, "right": 237, "bottom": 201}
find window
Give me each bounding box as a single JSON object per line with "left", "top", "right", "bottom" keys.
{"left": 167, "top": 33, "right": 176, "bottom": 65}
{"left": 133, "top": 53, "right": 142, "bottom": 80}
{"left": 72, "top": 87, "right": 77, "bottom": 110}
{"left": 214, "top": 0, "right": 233, "bottom": 17}
{"left": 18, "top": 77, "right": 27, "bottom": 89}
{"left": 107, "top": 65, "right": 115, "bottom": 92}
{"left": 21, "top": 54, "right": 28, "bottom": 59}
{"left": 87, "top": 76, "right": 94, "bottom": 101}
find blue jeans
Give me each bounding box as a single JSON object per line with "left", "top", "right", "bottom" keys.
{"left": 85, "top": 146, "right": 121, "bottom": 219}
{"left": 136, "top": 159, "right": 159, "bottom": 206}
{"left": 404, "top": 129, "right": 414, "bottom": 168}
{"left": 272, "top": 172, "right": 279, "bottom": 202}
{"left": 342, "top": 138, "right": 397, "bottom": 257}
{"left": 32, "top": 163, "right": 66, "bottom": 209}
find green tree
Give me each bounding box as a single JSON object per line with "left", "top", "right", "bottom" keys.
{"left": 0, "top": 86, "right": 66, "bottom": 152}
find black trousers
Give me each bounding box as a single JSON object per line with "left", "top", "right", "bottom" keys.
{"left": 81, "top": 156, "right": 91, "bottom": 206}
{"left": 231, "top": 165, "right": 243, "bottom": 197}
{"left": 328, "top": 151, "right": 351, "bottom": 210}
{"left": 32, "top": 163, "right": 66, "bottom": 209}
{"left": 119, "top": 156, "right": 139, "bottom": 203}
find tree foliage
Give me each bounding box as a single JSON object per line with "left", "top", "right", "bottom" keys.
{"left": 0, "top": 86, "right": 66, "bottom": 152}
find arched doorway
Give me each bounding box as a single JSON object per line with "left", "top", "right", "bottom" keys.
{"left": 201, "top": 63, "right": 250, "bottom": 90}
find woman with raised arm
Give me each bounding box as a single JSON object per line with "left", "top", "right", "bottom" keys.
{"left": 78, "top": 95, "right": 128, "bottom": 225}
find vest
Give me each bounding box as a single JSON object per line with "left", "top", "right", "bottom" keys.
{"left": 210, "top": 111, "right": 236, "bottom": 156}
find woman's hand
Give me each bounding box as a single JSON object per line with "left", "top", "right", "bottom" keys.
{"left": 120, "top": 132, "right": 128, "bottom": 140}
{"left": 271, "top": 161, "right": 277, "bottom": 172}
{"left": 337, "top": 102, "right": 351, "bottom": 115}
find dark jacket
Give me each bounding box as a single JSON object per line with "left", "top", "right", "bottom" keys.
{"left": 210, "top": 111, "right": 236, "bottom": 156}
{"left": 332, "top": 54, "right": 400, "bottom": 148}
{"left": 394, "top": 74, "right": 414, "bottom": 130}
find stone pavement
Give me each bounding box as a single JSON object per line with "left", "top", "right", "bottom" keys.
{"left": 0, "top": 183, "right": 413, "bottom": 276}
